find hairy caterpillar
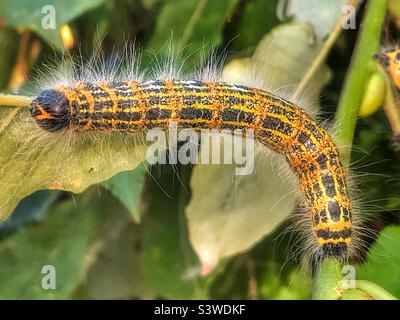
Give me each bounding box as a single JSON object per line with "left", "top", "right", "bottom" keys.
{"left": 374, "top": 47, "right": 400, "bottom": 89}
{"left": 29, "top": 76, "right": 353, "bottom": 261}
{"left": 374, "top": 46, "right": 400, "bottom": 149}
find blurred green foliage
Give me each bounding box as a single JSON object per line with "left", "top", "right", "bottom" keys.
{"left": 0, "top": 0, "right": 399, "bottom": 300}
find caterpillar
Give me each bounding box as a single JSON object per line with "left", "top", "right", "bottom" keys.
{"left": 374, "top": 47, "right": 400, "bottom": 149}
{"left": 29, "top": 77, "right": 353, "bottom": 261}
{"left": 374, "top": 47, "right": 400, "bottom": 89}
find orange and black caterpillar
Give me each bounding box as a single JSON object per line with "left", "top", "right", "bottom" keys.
{"left": 374, "top": 48, "right": 400, "bottom": 148}
{"left": 30, "top": 79, "right": 352, "bottom": 261}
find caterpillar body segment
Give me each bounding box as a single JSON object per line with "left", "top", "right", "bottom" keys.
{"left": 30, "top": 79, "right": 352, "bottom": 260}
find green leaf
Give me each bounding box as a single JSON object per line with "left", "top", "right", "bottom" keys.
{"left": 187, "top": 154, "right": 297, "bottom": 273}
{"left": 0, "top": 190, "right": 58, "bottom": 238}
{"left": 0, "top": 26, "right": 18, "bottom": 88}
{"left": 225, "top": 0, "right": 280, "bottom": 52}
{"left": 357, "top": 226, "right": 400, "bottom": 298}
{"left": 0, "top": 189, "right": 102, "bottom": 299}
{"left": 0, "top": 106, "right": 147, "bottom": 221}
{"left": 0, "top": 187, "right": 152, "bottom": 299}
{"left": 210, "top": 225, "right": 313, "bottom": 300}
{"left": 251, "top": 22, "right": 331, "bottom": 100}
{"left": 223, "top": 23, "right": 331, "bottom": 102}
{"left": 71, "top": 197, "right": 154, "bottom": 300}
{"left": 1, "top": 0, "right": 107, "bottom": 49}
{"left": 264, "top": 268, "right": 312, "bottom": 300}
{"left": 102, "top": 164, "right": 147, "bottom": 223}
{"left": 145, "top": 0, "right": 239, "bottom": 66}
{"left": 140, "top": 165, "right": 208, "bottom": 299}
{"left": 187, "top": 22, "right": 331, "bottom": 273}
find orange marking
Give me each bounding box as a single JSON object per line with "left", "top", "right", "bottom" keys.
{"left": 207, "top": 81, "right": 223, "bottom": 129}
{"left": 127, "top": 80, "right": 146, "bottom": 128}
{"left": 98, "top": 82, "right": 119, "bottom": 131}
{"left": 56, "top": 86, "right": 78, "bottom": 119}
{"left": 164, "top": 79, "right": 180, "bottom": 122}
{"left": 36, "top": 105, "right": 55, "bottom": 120}
{"left": 76, "top": 83, "right": 95, "bottom": 131}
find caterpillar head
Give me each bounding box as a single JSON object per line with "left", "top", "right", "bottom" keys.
{"left": 30, "top": 89, "right": 71, "bottom": 132}
{"left": 373, "top": 52, "right": 390, "bottom": 67}
{"left": 374, "top": 49, "right": 400, "bottom": 89}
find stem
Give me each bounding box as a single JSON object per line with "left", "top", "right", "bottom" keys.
{"left": 0, "top": 93, "right": 32, "bottom": 107}
{"left": 312, "top": 258, "right": 343, "bottom": 300}
{"left": 334, "top": 0, "right": 388, "bottom": 164}
{"left": 181, "top": 0, "right": 208, "bottom": 47}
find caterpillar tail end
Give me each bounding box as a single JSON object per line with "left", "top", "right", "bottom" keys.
{"left": 314, "top": 230, "right": 351, "bottom": 263}
{"left": 320, "top": 243, "right": 348, "bottom": 261}
{"left": 312, "top": 210, "right": 352, "bottom": 263}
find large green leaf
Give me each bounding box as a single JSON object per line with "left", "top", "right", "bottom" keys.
{"left": 225, "top": 0, "right": 280, "bottom": 52}
{"left": 187, "top": 154, "right": 297, "bottom": 274}
{"left": 251, "top": 22, "right": 331, "bottom": 100}
{"left": 261, "top": 266, "right": 312, "bottom": 300}
{"left": 102, "top": 164, "right": 148, "bottom": 223}
{"left": 0, "top": 106, "right": 147, "bottom": 221}
{"left": 0, "top": 190, "right": 58, "bottom": 238}
{"left": 0, "top": 26, "right": 18, "bottom": 88}
{"left": 0, "top": 0, "right": 107, "bottom": 49}
{"left": 0, "top": 187, "right": 152, "bottom": 299}
{"left": 357, "top": 226, "right": 400, "bottom": 298}
{"left": 71, "top": 195, "right": 154, "bottom": 300}
{"left": 140, "top": 165, "right": 208, "bottom": 299}
{"left": 145, "top": 0, "right": 239, "bottom": 67}
{"left": 187, "top": 22, "right": 331, "bottom": 273}
{"left": 0, "top": 190, "right": 101, "bottom": 299}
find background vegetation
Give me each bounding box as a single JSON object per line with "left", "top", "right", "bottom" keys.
{"left": 0, "top": 0, "right": 399, "bottom": 299}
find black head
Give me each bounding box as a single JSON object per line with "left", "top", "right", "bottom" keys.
{"left": 373, "top": 52, "right": 390, "bottom": 68}
{"left": 30, "top": 89, "right": 71, "bottom": 132}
